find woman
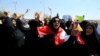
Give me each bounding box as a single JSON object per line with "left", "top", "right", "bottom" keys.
{"left": 25, "top": 16, "right": 70, "bottom": 56}
{"left": 81, "top": 22, "right": 100, "bottom": 56}
{"left": 37, "top": 16, "right": 70, "bottom": 48}
{"left": 62, "top": 21, "right": 86, "bottom": 56}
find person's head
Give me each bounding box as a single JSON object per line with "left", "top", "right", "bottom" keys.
{"left": 35, "top": 12, "right": 40, "bottom": 20}
{"left": 28, "top": 20, "right": 38, "bottom": 29}
{"left": 13, "top": 13, "right": 17, "bottom": 16}
{"left": 12, "top": 19, "right": 16, "bottom": 27}
{"left": 85, "top": 22, "right": 96, "bottom": 36}
{"left": 12, "top": 13, "right": 17, "bottom": 19}
{"left": 70, "top": 23, "right": 83, "bottom": 36}
{"left": 80, "top": 20, "right": 89, "bottom": 31}
{"left": 49, "top": 17, "right": 60, "bottom": 31}
{"left": 52, "top": 17, "right": 60, "bottom": 29}
{"left": 71, "top": 30, "right": 80, "bottom": 36}
{"left": 4, "top": 11, "right": 9, "bottom": 17}
{"left": 44, "top": 18, "right": 49, "bottom": 25}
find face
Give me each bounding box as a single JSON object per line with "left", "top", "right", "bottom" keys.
{"left": 13, "top": 13, "right": 17, "bottom": 19}
{"left": 35, "top": 13, "right": 40, "bottom": 20}
{"left": 71, "top": 30, "right": 80, "bottom": 36}
{"left": 86, "top": 26, "right": 93, "bottom": 35}
{"left": 12, "top": 20, "right": 16, "bottom": 26}
{"left": 53, "top": 18, "right": 60, "bottom": 29}
{"left": 4, "top": 12, "right": 9, "bottom": 17}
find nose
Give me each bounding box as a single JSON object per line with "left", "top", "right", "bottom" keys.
{"left": 55, "top": 21, "right": 59, "bottom": 24}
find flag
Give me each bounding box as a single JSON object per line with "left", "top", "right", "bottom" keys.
{"left": 76, "top": 34, "right": 85, "bottom": 45}
{"left": 54, "top": 28, "right": 70, "bottom": 46}
{"left": 25, "top": 9, "right": 29, "bottom": 14}
{"left": 72, "top": 23, "right": 85, "bottom": 45}
{"left": 75, "top": 16, "right": 84, "bottom": 22}
{"left": 37, "top": 26, "right": 70, "bottom": 46}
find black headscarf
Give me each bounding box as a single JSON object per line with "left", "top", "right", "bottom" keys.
{"left": 80, "top": 20, "right": 89, "bottom": 31}
{"left": 85, "top": 22, "right": 96, "bottom": 36}
{"left": 82, "top": 22, "right": 100, "bottom": 55}
{"left": 48, "top": 16, "right": 60, "bottom": 33}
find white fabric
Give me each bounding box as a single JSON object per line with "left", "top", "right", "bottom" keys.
{"left": 60, "top": 29, "right": 70, "bottom": 42}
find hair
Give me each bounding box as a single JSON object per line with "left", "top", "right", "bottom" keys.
{"left": 4, "top": 11, "right": 8, "bottom": 16}
{"left": 85, "top": 22, "right": 96, "bottom": 35}
{"left": 28, "top": 20, "right": 38, "bottom": 29}
{"left": 48, "top": 16, "right": 60, "bottom": 32}
{"left": 80, "top": 20, "right": 89, "bottom": 31}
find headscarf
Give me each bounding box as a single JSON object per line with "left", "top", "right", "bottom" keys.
{"left": 37, "top": 17, "right": 70, "bottom": 46}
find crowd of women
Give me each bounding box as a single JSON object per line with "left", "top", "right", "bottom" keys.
{"left": 0, "top": 11, "right": 100, "bottom": 56}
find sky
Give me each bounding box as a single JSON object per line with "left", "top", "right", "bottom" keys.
{"left": 0, "top": 0, "right": 100, "bottom": 20}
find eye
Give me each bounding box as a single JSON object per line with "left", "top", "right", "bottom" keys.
{"left": 86, "top": 27, "right": 93, "bottom": 30}
{"left": 54, "top": 20, "right": 60, "bottom": 23}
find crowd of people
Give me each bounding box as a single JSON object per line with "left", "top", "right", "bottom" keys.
{"left": 0, "top": 11, "right": 100, "bottom": 56}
